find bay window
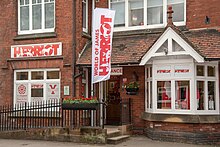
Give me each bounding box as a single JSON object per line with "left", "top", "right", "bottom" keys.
{"left": 196, "top": 64, "right": 218, "bottom": 112}
{"left": 146, "top": 61, "right": 219, "bottom": 114}
{"left": 18, "top": 0, "right": 55, "bottom": 34}
{"left": 14, "top": 69, "right": 60, "bottom": 104}
{"left": 110, "top": 0, "right": 185, "bottom": 30}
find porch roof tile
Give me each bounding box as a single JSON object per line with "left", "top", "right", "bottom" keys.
{"left": 76, "top": 28, "right": 220, "bottom": 66}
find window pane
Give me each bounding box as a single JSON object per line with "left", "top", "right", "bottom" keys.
{"left": 208, "top": 81, "right": 215, "bottom": 110}
{"left": 168, "top": 0, "right": 184, "bottom": 22}
{"left": 150, "top": 81, "right": 152, "bottom": 108}
{"left": 129, "top": 0, "right": 144, "bottom": 26}
{"left": 146, "top": 82, "right": 149, "bottom": 108}
{"left": 157, "top": 81, "right": 171, "bottom": 109}
{"left": 20, "top": 6, "right": 29, "bottom": 30}
{"left": 147, "top": 0, "right": 163, "bottom": 25}
{"left": 196, "top": 65, "right": 204, "bottom": 76}
{"left": 32, "top": 4, "right": 42, "bottom": 29}
{"left": 197, "top": 81, "right": 204, "bottom": 110}
{"left": 16, "top": 72, "right": 28, "bottom": 80}
{"left": 45, "top": 2, "right": 54, "bottom": 28}
{"left": 82, "top": 0, "right": 86, "bottom": 29}
{"left": 111, "top": 1, "right": 125, "bottom": 26}
{"left": 20, "top": 0, "right": 24, "bottom": 5}
{"left": 207, "top": 66, "right": 215, "bottom": 77}
{"left": 31, "top": 71, "right": 44, "bottom": 80}
{"left": 175, "top": 81, "right": 190, "bottom": 110}
{"left": 31, "top": 84, "right": 44, "bottom": 102}
{"left": 47, "top": 71, "right": 59, "bottom": 79}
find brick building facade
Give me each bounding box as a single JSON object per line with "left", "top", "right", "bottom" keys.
{"left": 0, "top": 0, "right": 220, "bottom": 145}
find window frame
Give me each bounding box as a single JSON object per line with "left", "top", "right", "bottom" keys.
{"left": 109, "top": 0, "right": 186, "bottom": 32}
{"left": 82, "top": 0, "right": 88, "bottom": 33}
{"left": 14, "top": 69, "right": 60, "bottom": 104}
{"left": 18, "top": 0, "right": 55, "bottom": 35}
{"left": 195, "top": 63, "right": 219, "bottom": 114}
{"left": 145, "top": 60, "right": 219, "bottom": 115}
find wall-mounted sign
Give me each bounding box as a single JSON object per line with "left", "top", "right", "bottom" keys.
{"left": 64, "top": 86, "right": 70, "bottom": 96}
{"left": 16, "top": 84, "right": 28, "bottom": 103}
{"left": 174, "top": 65, "right": 190, "bottom": 76}
{"left": 11, "top": 42, "right": 62, "bottom": 58}
{"left": 156, "top": 65, "right": 171, "bottom": 76}
{"left": 47, "top": 83, "right": 59, "bottom": 100}
{"left": 111, "top": 67, "right": 123, "bottom": 75}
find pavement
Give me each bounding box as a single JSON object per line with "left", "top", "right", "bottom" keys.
{"left": 0, "top": 136, "right": 217, "bottom": 147}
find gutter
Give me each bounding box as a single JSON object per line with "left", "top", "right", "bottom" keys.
{"left": 72, "top": 0, "right": 76, "bottom": 97}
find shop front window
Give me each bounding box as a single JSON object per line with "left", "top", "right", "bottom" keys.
{"left": 157, "top": 81, "right": 171, "bottom": 109}
{"left": 175, "top": 81, "right": 190, "bottom": 110}
{"left": 14, "top": 69, "right": 60, "bottom": 104}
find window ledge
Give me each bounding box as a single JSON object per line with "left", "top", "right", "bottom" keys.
{"left": 82, "top": 31, "right": 91, "bottom": 39}
{"left": 7, "top": 56, "right": 63, "bottom": 62}
{"left": 141, "top": 112, "right": 220, "bottom": 124}
{"left": 14, "top": 32, "right": 57, "bottom": 40}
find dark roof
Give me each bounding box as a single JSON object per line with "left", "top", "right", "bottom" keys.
{"left": 76, "top": 28, "right": 220, "bottom": 66}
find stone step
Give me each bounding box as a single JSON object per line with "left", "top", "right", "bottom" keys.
{"left": 107, "top": 135, "right": 130, "bottom": 144}
{"left": 107, "top": 129, "right": 121, "bottom": 138}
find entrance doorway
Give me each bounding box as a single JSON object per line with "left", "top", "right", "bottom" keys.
{"left": 105, "top": 76, "right": 121, "bottom": 125}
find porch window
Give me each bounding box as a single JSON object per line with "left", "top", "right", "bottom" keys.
{"left": 145, "top": 66, "right": 153, "bottom": 110}
{"left": 18, "top": 0, "right": 55, "bottom": 34}
{"left": 14, "top": 69, "right": 60, "bottom": 104}
{"left": 196, "top": 64, "right": 217, "bottom": 111}
{"left": 175, "top": 81, "right": 190, "bottom": 110}
{"left": 157, "top": 81, "right": 171, "bottom": 109}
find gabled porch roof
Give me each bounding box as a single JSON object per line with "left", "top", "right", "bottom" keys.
{"left": 77, "top": 28, "right": 220, "bottom": 66}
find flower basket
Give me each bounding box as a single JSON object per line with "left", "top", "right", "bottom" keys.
{"left": 125, "top": 81, "right": 139, "bottom": 95}
{"left": 62, "top": 97, "right": 99, "bottom": 110}
{"left": 62, "top": 103, "right": 99, "bottom": 110}
{"left": 125, "top": 88, "right": 139, "bottom": 95}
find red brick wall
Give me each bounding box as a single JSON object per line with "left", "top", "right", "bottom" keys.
{"left": 187, "top": 0, "right": 220, "bottom": 29}
{"left": 0, "top": 0, "right": 91, "bottom": 105}
{"left": 120, "top": 66, "right": 145, "bottom": 131}
{"left": 145, "top": 121, "right": 220, "bottom": 145}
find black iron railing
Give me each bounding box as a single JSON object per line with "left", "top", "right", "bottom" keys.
{"left": 0, "top": 100, "right": 103, "bottom": 132}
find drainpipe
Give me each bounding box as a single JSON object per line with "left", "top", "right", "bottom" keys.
{"left": 72, "top": 0, "right": 76, "bottom": 97}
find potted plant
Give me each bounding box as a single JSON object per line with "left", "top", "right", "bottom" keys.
{"left": 125, "top": 81, "right": 139, "bottom": 95}
{"left": 62, "top": 97, "right": 99, "bottom": 110}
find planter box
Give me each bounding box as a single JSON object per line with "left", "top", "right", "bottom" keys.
{"left": 125, "top": 88, "right": 139, "bottom": 95}
{"left": 62, "top": 103, "right": 99, "bottom": 110}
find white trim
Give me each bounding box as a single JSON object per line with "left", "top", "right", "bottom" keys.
{"left": 140, "top": 27, "right": 204, "bottom": 65}
{"left": 18, "top": 0, "right": 55, "bottom": 35}
{"left": 82, "top": 0, "right": 88, "bottom": 33}
{"left": 14, "top": 69, "right": 60, "bottom": 105}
